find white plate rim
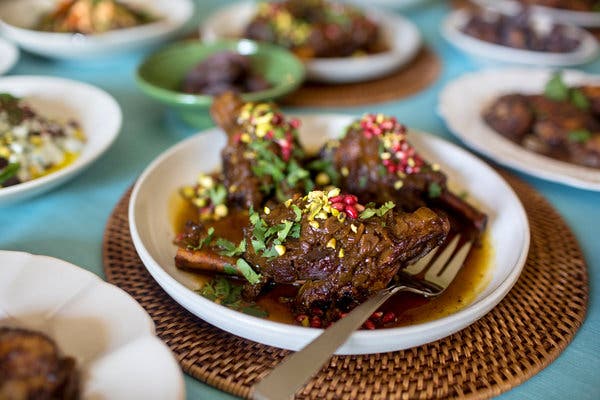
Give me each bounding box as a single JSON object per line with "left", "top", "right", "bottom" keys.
{"left": 200, "top": 1, "right": 422, "bottom": 83}
{"left": 0, "top": 0, "right": 195, "bottom": 58}
{"left": 0, "top": 36, "right": 19, "bottom": 75}
{"left": 128, "top": 113, "right": 530, "bottom": 355}
{"left": 0, "top": 75, "right": 122, "bottom": 205}
{"left": 441, "top": 9, "right": 599, "bottom": 66}
{"left": 473, "top": 0, "right": 600, "bottom": 27}
{"left": 438, "top": 68, "right": 600, "bottom": 191}
{"left": 0, "top": 250, "right": 185, "bottom": 400}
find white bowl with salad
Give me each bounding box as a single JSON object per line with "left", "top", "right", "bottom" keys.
{"left": 0, "top": 75, "right": 121, "bottom": 205}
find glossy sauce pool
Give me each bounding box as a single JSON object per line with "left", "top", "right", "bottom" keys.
{"left": 171, "top": 193, "right": 493, "bottom": 328}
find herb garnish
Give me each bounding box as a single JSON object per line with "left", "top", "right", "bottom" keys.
{"left": 187, "top": 227, "right": 215, "bottom": 251}
{"left": 568, "top": 129, "right": 592, "bottom": 143}
{"left": 248, "top": 206, "right": 301, "bottom": 259}
{"left": 0, "top": 162, "right": 19, "bottom": 185}
{"left": 359, "top": 201, "right": 395, "bottom": 219}
{"left": 198, "top": 276, "right": 267, "bottom": 317}
{"left": 216, "top": 238, "right": 246, "bottom": 257}
{"left": 0, "top": 93, "right": 23, "bottom": 125}
{"left": 544, "top": 72, "right": 590, "bottom": 110}
{"left": 428, "top": 182, "right": 443, "bottom": 198}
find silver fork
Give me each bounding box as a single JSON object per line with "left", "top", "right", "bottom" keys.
{"left": 251, "top": 234, "right": 473, "bottom": 400}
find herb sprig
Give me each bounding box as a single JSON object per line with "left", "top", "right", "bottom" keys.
{"left": 359, "top": 201, "right": 395, "bottom": 219}
{"left": 198, "top": 276, "right": 267, "bottom": 317}
{"left": 544, "top": 72, "right": 590, "bottom": 110}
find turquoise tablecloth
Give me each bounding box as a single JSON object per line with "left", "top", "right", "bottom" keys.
{"left": 1, "top": 1, "right": 599, "bottom": 399}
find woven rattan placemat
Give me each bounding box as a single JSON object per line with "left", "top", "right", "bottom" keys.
{"left": 103, "top": 171, "right": 588, "bottom": 400}
{"left": 280, "top": 47, "right": 441, "bottom": 107}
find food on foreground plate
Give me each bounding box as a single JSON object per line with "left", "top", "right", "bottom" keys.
{"left": 36, "top": 0, "right": 157, "bottom": 34}
{"left": 173, "top": 93, "right": 488, "bottom": 328}
{"left": 462, "top": 10, "right": 581, "bottom": 52}
{"left": 0, "top": 93, "right": 86, "bottom": 188}
{"left": 483, "top": 72, "right": 600, "bottom": 168}
{"left": 516, "top": 0, "right": 600, "bottom": 12}
{"left": 182, "top": 51, "right": 271, "bottom": 96}
{"left": 0, "top": 327, "right": 79, "bottom": 400}
{"left": 244, "top": 0, "right": 385, "bottom": 59}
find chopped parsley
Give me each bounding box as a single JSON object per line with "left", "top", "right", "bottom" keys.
{"left": 544, "top": 72, "right": 590, "bottom": 110}
{"left": 568, "top": 129, "right": 592, "bottom": 143}
{"left": 216, "top": 238, "right": 246, "bottom": 257}
{"left": 428, "top": 182, "right": 443, "bottom": 198}
{"left": 187, "top": 227, "right": 215, "bottom": 251}
{"left": 248, "top": 206, "right": 301, "bottom": 259}
{"left": 0, "top": 162, "right": 19, "bottom": 185}
{"left": 359, "top": 201, "right": 395, "bottom": 219}
{"left": 197, "top": 276, "right": 267, "bottom": 317}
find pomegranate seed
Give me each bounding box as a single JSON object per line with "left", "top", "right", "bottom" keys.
{"left": 382, "top": 312, "right": 396, "bottom": 324}
{"left": 371, "top": 311, "right": 383, "bottom": 320}
{"left": 310, "top": 316, "right": 322, "bottom": 328}
{"left": 364, "top": 320, "right": 376, "bottom": 330}
{"left": 345, "top": 206, "right": 358, "bottom": 219}
{"left": 344, "top": 196, "right": 356, "bottom": 205}
{"left": 289, "top": 118, "right": 300, "bottom": 129}
{"left": 331, "top": 202, "right": 345, "bottom": 211}
{"left": 328, "top": 195, "right": 343, "bottom": 203}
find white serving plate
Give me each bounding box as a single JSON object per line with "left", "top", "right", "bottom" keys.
{"left": 0, "top": 0, "right": 194, "bottom": 59}
{"left": 0, "top": 251, "right": 185, "bottom": 400}
{"left": 473, "top": 0, "right": 600, "bottom": 27}
{"left": 439, "top": 68, "right": 600, "bottom": 191}
{"left": 0, "top": 76, "right": 121, "bottom": 206}
{"left": 341, "top": 0, "right": 428, "bottom": 9}
{"left": 129, "top": 114, "right": 529, "bottom": 355}
{"left": 0, "top": 36, "right": 18, "bottom": 75}
{"left": 201, "top": 1, "right": 421, "bottom": 84}
{"left": 442, "top": 9, "right": 599, "bottom": 66}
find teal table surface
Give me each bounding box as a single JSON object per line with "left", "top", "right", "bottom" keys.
{"left": 1, "top": 1, "right": 599, "bottom": 399}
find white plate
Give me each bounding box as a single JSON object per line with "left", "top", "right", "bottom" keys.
{"left": 341, "top": 0, "right": 428, "bottom": 9}
{"left": 442, "top": 9, "right": 599, "bottom": 66}
{"left": 0, "top": 37, "right": 18, "bottom": 75}
{"left": 473, "top": 0, "right": 600, "bottom": 27}
{"left": 0, "top": 251, "right": 185, "bottom": 400}
{"left": 0, "top": 76, "right": 121, "bottom": 206}
{"left": 0, "top": 0, "right": 194, "bottom": 59}
{"left": 200, "top": 1, "right": 421, "bottom": 83}
{"left": 438, "top": 68, "right": 600, "bottom": 191}
{"left": 129, "top": 114, "right": 529, "bottom": 355}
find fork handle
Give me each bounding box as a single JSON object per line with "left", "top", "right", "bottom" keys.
{"left": 251, "top": 285, "right": 403, "bottom": 400}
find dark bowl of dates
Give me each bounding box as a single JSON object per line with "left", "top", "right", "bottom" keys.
{"left": 135, "top": 39, "right": 305, "bottom": 127}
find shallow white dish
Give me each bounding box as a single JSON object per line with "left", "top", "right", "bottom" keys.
{"left": 0, "top": 76, "right": 121, "bottom": 206}
{"left": 0, "top": 0, "right": 194, "bottom": 59}
{"left": 473, "top": 0, "right": 600, "bottom": 27}
{"left": 129, "top": 114, "right": 529, "bottom": 355}
{"left": 0, "top": 251, "right": 185, "bottom": 400}
{"left": 201, "top": 1, "right": 421, "bottom": 83}
{"left": 439, "top": 68, "right": 600, "bottom": 191}
{"left": 0, "top": 37, "right": 18, "bottom": 75}
{"left": 442, "top": 9, "right": 599, "bottom": 66}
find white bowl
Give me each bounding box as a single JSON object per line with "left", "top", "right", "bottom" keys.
{"left": 438, "top": 68, "right": 600, "bottom": 191}
{"left": 442, "top": 9, "right": 599, "bottom": 66}
{"left": 0, "top": 0, "right": 194, "bottom": 59}
{"left": 0, "top": 37, "right": 18, "bottom": 75}
{"left": 201, "top": 1, "right": 421, "bottom": 84}
{"left": 473, "top": 0, "right": 600, "bottom": 27}
{"left": 0, "top": 251, "right": 185, "bottom": 400}
{"left": 0, "top": 76, "right": 121, "bottom": 206}
{"left": 341, "top": 0, "right": 427, "bottom": 9}
{"left": 129, "top": 114, "right": 529, "bottom": 355}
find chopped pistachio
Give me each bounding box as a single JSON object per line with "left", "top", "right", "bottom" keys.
{"left": 326, "top": 238, "right": 337, "bottom": 249}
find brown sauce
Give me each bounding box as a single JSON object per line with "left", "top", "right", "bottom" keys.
{"left": 170, "top": 192, "right": 493, "bottom": 328}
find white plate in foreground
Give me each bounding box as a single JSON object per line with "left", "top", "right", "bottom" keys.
{"left": 129, "top": 114, "right": 529, "bottom": 355}
{"left": 201, "top": 1, "right": 421, "bottom": 83}
{"left": 0, "top": 0, "right": 194, "bottom": 59}
{"left": 473, "top": 0, "right": 600, "bottom": 27}
{"left": 438, "top": 68, "right": 600, "bottom": 191}
{"left": 0, "top": 76, "right": 121, "bottom": 206}
{"left": 0, "top": 37, "right": 18, "bottom": 75}
{"left": 442, "top": 9, "right": 599, "bottom": 66}
{"left": 0, "top": 251, "right": 185, "bottom": 400}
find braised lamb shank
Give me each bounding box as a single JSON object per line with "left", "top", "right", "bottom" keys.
{"left": 318, "top": 114, "right": 488, "bottom": 234}
{"left": 176, "top": 188, "right": 450, "bottom": 313}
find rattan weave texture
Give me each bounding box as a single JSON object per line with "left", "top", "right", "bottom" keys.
{"left": 281, "top": 47, "right": 441, "bottom": 107}
{"left": 103, "top": 171, "right": 587, "bottom": 400}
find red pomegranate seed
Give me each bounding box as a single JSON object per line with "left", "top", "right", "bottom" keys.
{"left": 364, "top": 320, "right": 376, "bottom": 330}
{"left": 345, "top": 206, "right": 358, "bottom": 219}
{"left": 382, "top": 312, "right": 396, "bottom": 324}
{"left": 310, "top": 316, "right": 322, "bottom": 328}
{"left": 329, "top": 195, "right": 343, "bottom": 203}
{"left": 331, "top": 202, "right": 345, "bottom": 211}
{"left": 371, "top": 311, "right": 383, "bottom": 320}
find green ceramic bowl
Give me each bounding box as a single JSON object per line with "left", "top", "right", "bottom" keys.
{"left": 136, "top": 39, "right": 305, "bottom": 128}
